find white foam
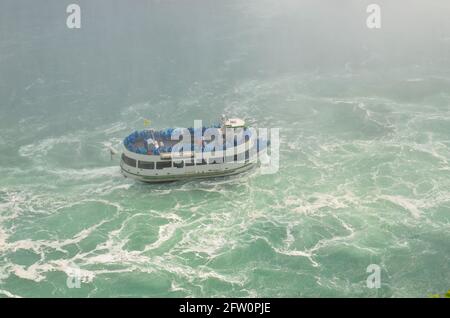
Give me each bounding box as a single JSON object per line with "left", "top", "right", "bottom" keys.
{"left": 47, "top": 166, "right": 121, "bottom": 181}
{"left": 0, "top": 228, "right": 8, "bottom": 253}
{"left": 265, "top": 233, "right": 319, "bottom": 267}
{"left": 170, "top": 281, "right": 187, "bottom": 293}
{"left": 380, "top": 195, "right": 421, "bottom": 218}
{"left": 0, "top": 289, "right": 22, "bottom": 298}
{"left": 100, "top": 122, "right": 127, "bottom": 135}
{"left": 284, "top": 192, "right": 359, "bottom": 215}
{"left": 19, "top": 135, "right": 81, "bottom": 159}
{"left": 144, "top": 221, "right": 180, "bottom": 251}
{"left": 84, "top": 182, "right": 132, "bottom": 196}
{"left": 274, "top": 247, "right": 318, "bottom": 264}
{"left": 406, "top": 78, "right": 424, "bottom": 82}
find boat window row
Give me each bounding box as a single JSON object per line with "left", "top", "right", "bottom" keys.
{"left": 123, "top": 151, "right": 253, "bottom": 170}
{"left": 135, "top": 158, "right": 247, "bottom": 170}
{"left": 122, "top": 153, "right": 137, "bottom": 167}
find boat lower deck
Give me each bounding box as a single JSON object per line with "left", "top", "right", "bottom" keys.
{"left": 120, "top": 161, "right": 256, "bottom": 183}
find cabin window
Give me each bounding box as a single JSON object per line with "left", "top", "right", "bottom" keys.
{"left": 225, "top": 156, "right": 234, "bottom": 163}
{"left": 185, "top": 160, "right": 195, "bottom": 167}
{"left": 156, "top": 161, "right": 172, "bottom": 169}
{"left": 209, "top": 158, "right": 222, "bottom": 164}
{"left": 122, "top": 153, "right": 136, "bottom": 167}
{"left": 173, "top": 161, "right": 184, "bottom": 168}
{"left": 138, "top": 161, "right": 155, "bottom": 169}
{"left": 196, "top": 159, "right": 207, "bottom": 165}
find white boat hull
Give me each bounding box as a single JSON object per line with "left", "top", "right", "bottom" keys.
{"left": 120, "top": 160, "right": 256, "bottom": 183}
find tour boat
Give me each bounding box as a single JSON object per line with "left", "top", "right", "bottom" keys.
{"left": 120, "top": 118, "right": 269, "bottom": 183}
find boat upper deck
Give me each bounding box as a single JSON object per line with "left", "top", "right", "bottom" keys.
{"left": 124, "top": 125, "right": 253, "bottom": 156}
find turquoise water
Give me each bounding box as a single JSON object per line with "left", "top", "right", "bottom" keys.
{"left": 0, "top": 0, "right": 449, "bottom": 297}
